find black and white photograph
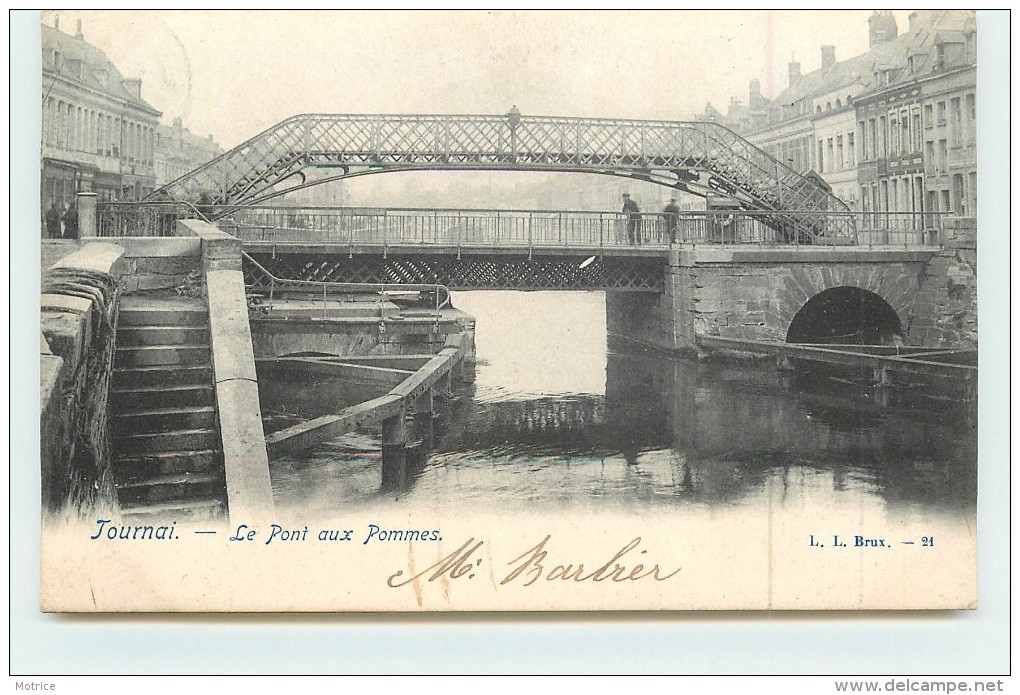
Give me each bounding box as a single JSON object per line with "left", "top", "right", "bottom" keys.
{"left": 26, "top": 9, "right": 999, "bottom": 628}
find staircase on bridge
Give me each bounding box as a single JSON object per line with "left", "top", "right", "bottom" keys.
{"left": 109, "top": 296, "right": 227, "bottom": 522}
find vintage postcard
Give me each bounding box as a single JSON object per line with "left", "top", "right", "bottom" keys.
{"left": 36, "top": 9, "right": 984, "bottom": 614}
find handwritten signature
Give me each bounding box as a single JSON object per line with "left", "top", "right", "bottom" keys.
{"left": 387, "top": 535, "right": 680, "bottom": 588}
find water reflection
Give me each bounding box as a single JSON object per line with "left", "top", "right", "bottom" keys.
{"left": 263, "top": 292, "right": 976, "bottom": 517}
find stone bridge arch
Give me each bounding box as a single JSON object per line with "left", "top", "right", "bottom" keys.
{"left": 766, "top": 262, "right": 923, "bottom": 344}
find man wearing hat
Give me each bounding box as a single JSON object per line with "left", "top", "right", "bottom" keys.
{"left": 663, "top": 197, "right": 681, "bottom": 244}
{"left": 622, "top": 193, "right": 641, "bottom": 244}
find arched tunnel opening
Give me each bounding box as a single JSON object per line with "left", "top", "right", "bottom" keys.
{"left": 786, "top": 287, "right": 902, "bottom": 345}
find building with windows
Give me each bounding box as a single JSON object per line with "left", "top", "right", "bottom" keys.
{"left": 855, "top": 11, "right": 976, "bottom": 218}
{"left": 702, "top": 10, "right": 976, "bottom": 216}
{"left": 155, "top": 117, "right": 223, "bottom": 188}
{"left": 41, "top": 17, "right": 162, "bottom": 216}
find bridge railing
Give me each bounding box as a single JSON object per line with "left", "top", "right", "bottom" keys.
{"left": 214, "top": 206, "right": 949, "bottom": 249}
{"left": 94, "top": 201, "right": 210, "bottom": 237}
{"left": 241, "top": 251, "right": 451, "bottom": 314}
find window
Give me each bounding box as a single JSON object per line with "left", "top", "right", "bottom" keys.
{"left": 836, "top": 135, "right": 844, "bottom": 170}
{"left": 937, "top": 101, "right": 947, "bottom": 125}
{"left": 827, "top": 138, "right": 834, "bottom": 171}
{"left": 868, "top": 118, "right": 877, "bottom": 159}
{"left": 924, "top": 104, "right": 933, "bottom": 127}
{"left": 848, "top": 132, "right": 855, "bottom": 166}
{"left": 836, "top": 98, "right": 842, "bottom": 108}
{"left": 951, "top": 97, "right": 962, "bottom": 146}
{"left": 890, "top": 114, "right": 899, "bottom": 155}
{"left": 912, "top": 112, "right": 922, "bottom": 152}
{"left": 938, "top": 139, "right": 948, "bottom": 172}
{"left": 818, "top": 140, "right": 824, "bottom": 173}
{"left": 925, "top": 140, "right": 935, "bottom": 171}
{"left": 901, "top": 111, "right": 910, "bottom": 154}
{"left": 965, "top": 93, "right": 976, "bottom": 144}
{"left": 879, "top": 116, "right": 888, "bottom": 157}
{"left": 953, "top": 174, "right": 966, "bottom": 215}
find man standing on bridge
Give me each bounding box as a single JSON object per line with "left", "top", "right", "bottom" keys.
{"left": 622, "top": 193, "right": 641, "bottom": 244}
{"left": 663, "top": 197, "right": 680, "bottom": 244}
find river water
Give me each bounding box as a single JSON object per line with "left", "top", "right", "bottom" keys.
{"left": 262, "top": 291, "right": 977, "bottom": 521}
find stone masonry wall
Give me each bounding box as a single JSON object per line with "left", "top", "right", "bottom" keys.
{"left": 40, "top": 243, "right": 125, "bottom": 519}
{"left": 907, "top": 217, "right": 978, "bottom": 347}
{"left": 610, "top": 243, "right": 976, "bottom": 353}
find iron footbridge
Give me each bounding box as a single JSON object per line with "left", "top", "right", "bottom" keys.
{"left": 148, "top": 112, "right": 851, "bottom": 242}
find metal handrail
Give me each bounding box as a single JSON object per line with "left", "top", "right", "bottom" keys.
{"left": 221, "top": 207, "right": 948, "bottom": 248}
{"left": 94, "top": 200, "right": 211, "bottom": 237}
{"left": 242, "top": 251, "right": 452, "bottom": 311}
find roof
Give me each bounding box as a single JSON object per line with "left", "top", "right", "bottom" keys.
{"left": 41, "top": 23, "right": 161, "bottom": 115}
{"left": 767, "top": 10, "right": 975, "bottom": 108}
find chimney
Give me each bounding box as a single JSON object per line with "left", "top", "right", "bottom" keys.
{"left": 869, "top": 11, "right": 899, "bottom": 48}
{"left": 821, "top": 45, "right": 836, "bottom": 72}
{"left": 54, "top": 15, "right": 59, "bottom": 31}
{"left": 749, "top": 79, "right": 763, "bottom": 109}
{"left": 788, "top": 60, "right": 801, "bottom": 86}
{"left": 75, "top": 18, "right": 83, "bottom": 40}
{"left": 173, "top": 116, "right": 183, "bottom": 129}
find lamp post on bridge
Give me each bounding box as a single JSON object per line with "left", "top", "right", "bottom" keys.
{"left": 507, "top": 105, "right": 521, "bottom": 162}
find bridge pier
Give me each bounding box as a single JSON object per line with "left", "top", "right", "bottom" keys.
{"left": 380, "top": 406, "right": 410, "bottom": 491}
{"left": 412, "top": 390, "right": 435, "bottom": 451}
{"left": 608, "top": 244, "right": 977, "bottom": 356}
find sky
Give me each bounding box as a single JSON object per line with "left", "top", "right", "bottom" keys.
{"left": 42, "top": 10, "right": 913, "bottom": 151}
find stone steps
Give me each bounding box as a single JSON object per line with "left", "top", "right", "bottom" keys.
{"left": 113, "top": 364, "right": 213, "bottom": 389}
{"left": 118, "top": 305, "right": 207, "bottom": 327}
{"left": 117, "top": 471, "right": 222, "bottom": 505}
{"left": 111, "top": 384, "right": 215, "bottom": 410}
{"left": 114, "top": 344, "right": 210, "bottom": 368}
{"left": 114, "top": 427, "right": 220, "bottom": 456}
{"left": 114, "top": 449, "right": 221, "bottom": 480}
{"left": 110, "top": 296, "right": 227, "bottom": 523}
{"left": 116, "top": 326, "right": 211, "bottom": 346}
{"left": 112, "top": 405, "right": 217, "bottom": 435}
{"left": 118, "top": 497, "right": 227, "bottom": 524}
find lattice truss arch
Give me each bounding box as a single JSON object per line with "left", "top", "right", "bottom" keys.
{"left": 151, "top": 114, "right": 849, "bottom": 221}
{"left": 243, "top": 253, "right": 664, "bottom": 292}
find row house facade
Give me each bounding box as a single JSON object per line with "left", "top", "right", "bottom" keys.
{"left": 41, "top": 19, "right": 162, "bottom": 218}
{"left": 855, "top": 11, "right": 977, "bottom": 220}
{"left": 702, "top": 11, "right": 976, "bottom": 219}
{"left": 155, "top": 117, "right": 223, "bottom": 188}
